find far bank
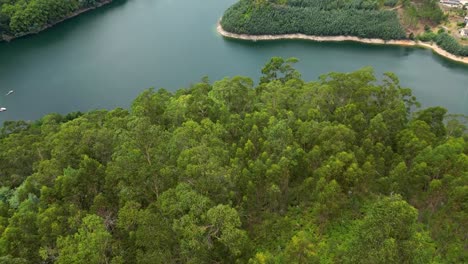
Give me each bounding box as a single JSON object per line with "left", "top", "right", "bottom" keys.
{"left": 217, "top": 22, "right": 468, "bottom": 65}
{"left": 1, "top": 0, "right": 113, "bottom": 42}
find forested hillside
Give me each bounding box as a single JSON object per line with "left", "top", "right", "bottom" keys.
{"left": 0, "top": 0, "right": 111, "bottom": 40}
{"left": 221, "top": 0, "right": 468, "bottom": 57}
{"left": 0, "top": 58, "right": 467, "bottom": 263}
{"left": 221, "top": 0, "right": 407, "bottom": 40}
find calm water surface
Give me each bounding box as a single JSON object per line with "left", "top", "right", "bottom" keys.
{"left": 0, "top": 0, "right": 467, "bottom": 123}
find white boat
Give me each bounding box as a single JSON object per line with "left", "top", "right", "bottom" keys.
{"left": 5, "top": 90, "right": 13, "bottom": 96}
{"left": 0, "top": 107, "right": 6, "bottom": 112}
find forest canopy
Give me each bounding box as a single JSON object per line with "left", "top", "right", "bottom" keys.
{"left": 0, "top": 0, "right": 110, "bottom": 39}
{"left": 221, "top": 0, "right": 407, "bottom": 40}
{"left": 220, "top": 0, "right": 468, "bottom": 56}
{"left": 0, "top": 58, "right": 467, "bottom": 263}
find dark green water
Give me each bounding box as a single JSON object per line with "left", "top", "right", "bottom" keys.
{"left": 0, "top": 0, "right": 467, "bottom": 123}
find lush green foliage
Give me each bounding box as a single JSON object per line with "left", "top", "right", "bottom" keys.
{"left": 221, "top": 0, "right": 406, "bottom": 40}
{"left": 434, "top": 33, "right": 468, "bottom": 57}
{"left": 286, "top": 0, "right": 380, "bottom": 9}
{"left": 221, "top": 1, "right": 467, "bottom": 60}
{"left": 0, "top": 58, "right": 467, "bottom": 263}
{"left": 417, "top": 31, "right": 468, "bottom": 57}
{"left": 0, "top": 0, "right": 110, "bottom": 38}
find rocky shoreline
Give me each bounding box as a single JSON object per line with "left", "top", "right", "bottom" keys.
{"left": 217, "top": 22, "right": 468, "bottom": 65}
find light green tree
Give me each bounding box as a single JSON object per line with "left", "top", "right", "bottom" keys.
{"left": 56, "top": 214, "right": 111, "bottom": 264}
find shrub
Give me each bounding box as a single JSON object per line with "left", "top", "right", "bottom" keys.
{"left": 435, "top": 32, "right": 468, "bottom": 56}
{"left": 384, "top": 0, "right": 398, "bottom": 7}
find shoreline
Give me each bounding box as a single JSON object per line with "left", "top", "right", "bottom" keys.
{"left": 1, "top": 0, "right": 113, "bottom": 42}
{"left": 217, "top": 22, "right": 468, "bottom": 65}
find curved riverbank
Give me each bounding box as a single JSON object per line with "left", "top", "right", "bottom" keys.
{"left": 1, "top": 0, "right": 113, "bottom": 42}
{"left": 217, "top": 22, "right": 468, "bottom": 65}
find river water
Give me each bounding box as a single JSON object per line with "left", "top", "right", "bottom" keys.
{"left": 0, "top": 0, "right": 467, "bottom": 123}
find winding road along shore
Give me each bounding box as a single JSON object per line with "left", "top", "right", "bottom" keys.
{"left": 217, "top": 22, "right": 468, "bottom": 65}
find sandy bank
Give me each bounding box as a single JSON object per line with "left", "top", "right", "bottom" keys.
{"left": 217, "top": 22, "right": 468, "bottom": 65}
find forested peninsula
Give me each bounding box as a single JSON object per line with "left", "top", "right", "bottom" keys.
{"left": 0, "top": 58, "right": 467, "bottom": 263}
{"left": 0, "top": 0, "right": 113, "bottom": 41}
{"left": 220, "top": 0, "right": 468, "bottom": 63}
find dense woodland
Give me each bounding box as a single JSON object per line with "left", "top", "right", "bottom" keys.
{"left": 0, "top": 58, "right": 466, "bottom": 263}
{"left": 418, "top": 31, "right": 468, "bottom": 57}
{"left": 221, "top": 0, "right": 468, "bottom": 56}
{"left": 0, "top": 0, "right": 111, "bottom": 39}
{"left": 221, "top": 0, "right": 407, "bottom": 40}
